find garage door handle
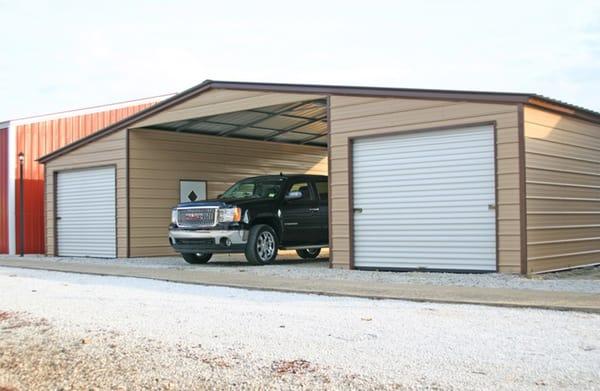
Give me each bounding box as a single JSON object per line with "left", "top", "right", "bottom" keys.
{"left": 488, "top": 204, "right": 496, "bottom": 210}
{"left": 309, "top": 208, "right": 320, "bottom": 212}
{"left": 353, "top": 208, "right": 363, "bottom": 213}
{"left": 56, "top": 216, "right": 62, "bottom": 220}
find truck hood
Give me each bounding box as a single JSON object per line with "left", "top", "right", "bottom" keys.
{"left": 176, "top": 197, "right": 275, "bottom": 209}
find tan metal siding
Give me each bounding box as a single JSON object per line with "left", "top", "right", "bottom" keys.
{"left": 134, "top": 89, "right": 324, "bottom": 128}
{"left": 128, "top": 129, "right": 327, "bottom": 257}
{"left": 329, "top": 96, "right": 521, "bottom": 272}
{"left": 524, "top": 106, "right": 600, "bottom": 273}
{"left": 45, "top": 129, "right": 127, "bottom": 257}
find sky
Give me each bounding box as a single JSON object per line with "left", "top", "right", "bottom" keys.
{"left": 1, "top": 0, "right": 599, "bottom": 120}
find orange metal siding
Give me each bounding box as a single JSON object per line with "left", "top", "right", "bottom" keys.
{"left": 15, "top": 103, "right": 155, "bottom": 254}
{"left": 0, "top": 128, "right": 7, "bottom": 253}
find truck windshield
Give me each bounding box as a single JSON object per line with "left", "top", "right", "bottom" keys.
{"left": 222, "top": 178, "right": 284, "bottom": 200}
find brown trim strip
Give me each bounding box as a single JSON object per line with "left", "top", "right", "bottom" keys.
{"left": 52, "top": 171, "right": 57, "bottom": 256}
{"left": 347, "top": 137, "right": 355, "bottom": 270}
{"left": 126, "top": 129, "right": 131, "bottom": 258}
{"left": 326, "top": 96, "right": 334, "bottom": 269}
{"left": 492, "top": 121, "right": 500, "bottom": 273}
{"left": 518, "top": 104, "right": 528, "bottom": 274}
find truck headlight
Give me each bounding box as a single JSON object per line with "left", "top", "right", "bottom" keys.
{"left": 171, "top": 208, "right": 178, "bottom": 225}
{"left": 218, "top": 207, "right": 241, "bottom": 223}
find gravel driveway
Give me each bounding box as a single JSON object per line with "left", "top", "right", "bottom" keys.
{"left": 1, "top": 267, "right": 599, "bottom": 390}
{"left": 5, "top": 253, "right": 599, "bottom": 294}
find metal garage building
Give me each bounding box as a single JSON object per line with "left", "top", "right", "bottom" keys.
{"left": 39, "top": 81, "right": 600, "bottom": 274}
{"left": 0, "top": 95, "right": 171, "bottom": 255}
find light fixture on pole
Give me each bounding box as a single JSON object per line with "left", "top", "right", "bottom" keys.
{"left": 18, "top": 152, "right": 24, "bottom": 257}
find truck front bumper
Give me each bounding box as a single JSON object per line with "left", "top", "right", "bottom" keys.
{"left": 169, "top": 229, "right": 249, "bottom": 253}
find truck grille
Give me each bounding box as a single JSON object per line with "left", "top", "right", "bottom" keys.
{"left": 177, "top": 207, "right": 217, "bottom": 228}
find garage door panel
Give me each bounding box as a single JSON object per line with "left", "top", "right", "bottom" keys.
{"left": 354, "top": 143, "right": 494, "bottom": 158}
{"left": 353, "top": 162, "right": 495, "bottom": 177}
{"left": 56, "top": 167, "right": 116, "bottom": 258}
{"left": 357, "top": 260, "right": 495, "bottom": 269}
{"left": 355, "top": 203, "right": 496, "bottom": 211}
{"left": 354, "top": 150, "right": 494, "bottom": 167}
{"left": 353, "top": 181, "right": 495, "bottom": 193}
{"left": 353, "top": 194, "right": 495, "bottom": 203}
{"left": 357, "top": 231, "right": 495, "bottom": 237}
{"left": 352, "top": 130, "right": 492, "bottom": 148}
{"left": 353, "top": 125, "right": 497, "bottom": 271}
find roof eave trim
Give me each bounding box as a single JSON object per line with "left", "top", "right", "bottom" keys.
{"left": 38, "top": 81, "right": 216, "bottom": 163}
{"left": 209, "top": 81, "right": 532, "bottom": 104}
{"left": 526, "top": 97, "right": 600, "bottom": 124}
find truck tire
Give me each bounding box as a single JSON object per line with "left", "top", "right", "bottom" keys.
{"left": 296, "top": 248, "right": 321, "bottom": 259}
{"left": 182, "top": 253, "right": 213, "bottom": 264}
{"left": 245, "top": 224, "right": 278, "bottom": 265}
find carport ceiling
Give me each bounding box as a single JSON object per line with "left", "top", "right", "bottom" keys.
{"left": 145, "top": 99, "right": 328, "bottom": 146}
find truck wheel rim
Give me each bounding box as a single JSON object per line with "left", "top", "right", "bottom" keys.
{"left": 257, "top": 231, "right": 275, "bottom": 261}
{"left": 306, "top": 248, "right": 319, "bottom": 255}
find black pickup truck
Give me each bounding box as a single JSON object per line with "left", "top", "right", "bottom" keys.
{"left": 169, "top": 174, "right": 328, "bottom": 264}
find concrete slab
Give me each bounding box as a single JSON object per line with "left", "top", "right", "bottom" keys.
{"left": 1, "top": 255, "right": 598, "bottom": 314}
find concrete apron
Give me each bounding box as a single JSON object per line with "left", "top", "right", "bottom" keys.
{"left": 0, "top": 257, "right": 599, "bottom": 314}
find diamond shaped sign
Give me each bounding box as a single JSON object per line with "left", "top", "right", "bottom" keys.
{"left": 187, "top": 190, "right": 198, "bottom": 202}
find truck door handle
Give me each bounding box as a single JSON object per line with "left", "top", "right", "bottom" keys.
{"left": 309, "top": 208, "right": 320, "bottom": 212}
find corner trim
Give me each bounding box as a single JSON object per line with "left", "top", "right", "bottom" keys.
{"left": 492, "top": 121, "right": 500, "bottom": 273}
{"left": 517, "top": 104, "right": 528, "bottom": 274}
{"left": 348, "top": 137, "right": 355, "bottom": 270}
{"left": 126, "top": 129, "right": 131, "bottom": 258}
{"left": 326, "top": 96, "right": 333, "bottom": 269}
{"left": 52, "top": 171, "right": 58, "bottom": 256}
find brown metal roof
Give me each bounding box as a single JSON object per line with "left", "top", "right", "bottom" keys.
{"left": 38, "top": 80, "right": 600, "bottom": 163}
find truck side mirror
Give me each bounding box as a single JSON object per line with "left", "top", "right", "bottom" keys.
{"left": 285, "top": 191, "right": 303, "bottom": 201}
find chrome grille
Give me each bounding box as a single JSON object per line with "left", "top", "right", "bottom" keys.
{"left": 177, "top": 207, "right": 217, "bottom": 228}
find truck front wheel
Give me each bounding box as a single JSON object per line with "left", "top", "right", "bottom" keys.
{"left": 245, "top": 224, "right": 278, "bottom": 265}
{"left": 182, "top": 253, "right": 213, "bottom": 264}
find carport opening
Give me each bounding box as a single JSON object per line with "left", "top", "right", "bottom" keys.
{"left": 143, "top": 99, "right": 328, "bottom": 146}
{"left": 129, "top": 97, "right": 330, "bottom": 266}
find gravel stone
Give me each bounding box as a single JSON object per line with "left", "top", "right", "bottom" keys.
{"left": 1, "top": 267, "right": 599, "bottom": 390}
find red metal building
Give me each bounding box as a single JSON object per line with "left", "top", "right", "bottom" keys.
{"left": 0, "top": 127, "right": 8, "bottom": 253}
{"left": 1, "top": 95, "right": 172, "bottom": 254}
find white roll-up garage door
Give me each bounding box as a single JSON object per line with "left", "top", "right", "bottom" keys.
{"left": 352, "top": 125, "right": 496, "bottom": 271}
{"left": 56, "top": 166, "right": 116, "bottom": 258}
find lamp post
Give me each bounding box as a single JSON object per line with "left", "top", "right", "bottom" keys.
{"left": 18, "top": 152, "right": 24, "bottom": 257}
